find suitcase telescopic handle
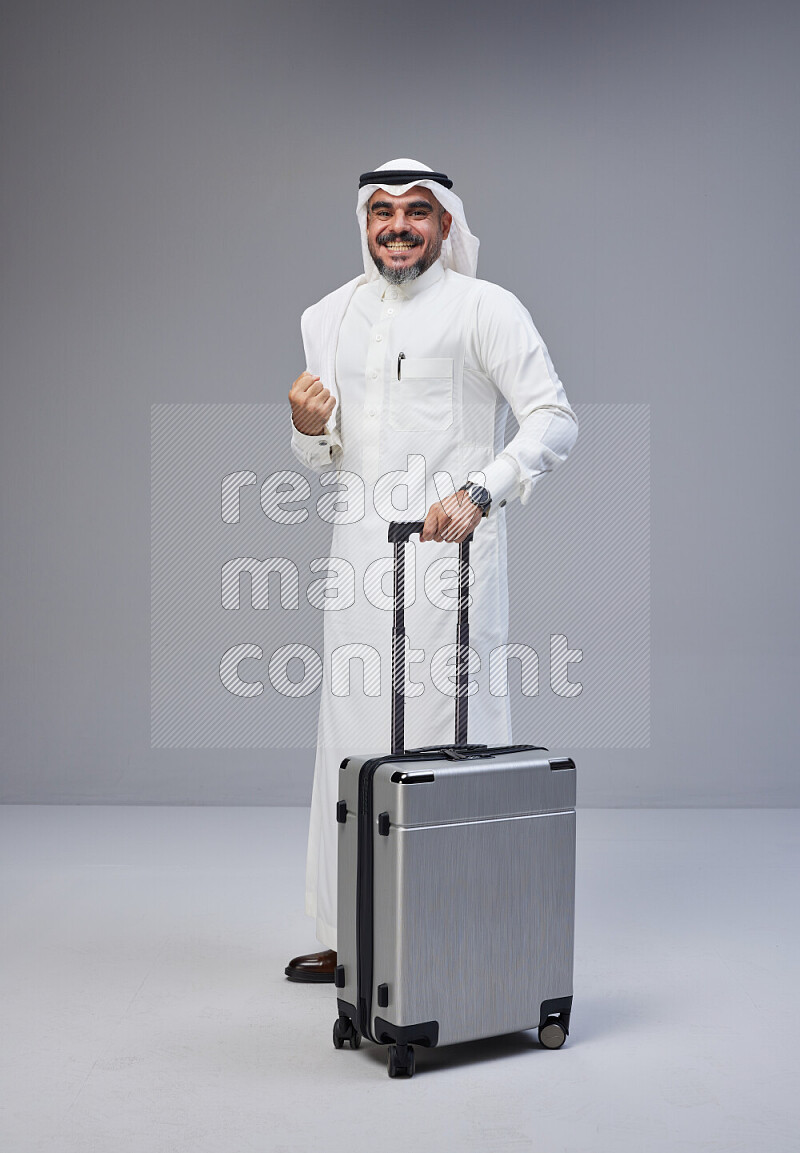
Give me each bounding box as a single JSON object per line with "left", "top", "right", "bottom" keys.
{"left": 388, "top": 521, "right": 426, "bottom": 544}
{"left": 388, "top": 521, "right": 474, "bottom": 757}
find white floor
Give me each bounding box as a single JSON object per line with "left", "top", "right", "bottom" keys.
{"left": 0, "top": 806, "right": 797, "bottom": 1153}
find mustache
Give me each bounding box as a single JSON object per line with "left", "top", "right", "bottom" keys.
{"left": 377, "top": 229, "right": 423, "bottom": 246}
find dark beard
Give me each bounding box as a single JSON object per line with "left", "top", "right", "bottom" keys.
{"left": 369, "top": 228, "right": 443, "bottom": 285}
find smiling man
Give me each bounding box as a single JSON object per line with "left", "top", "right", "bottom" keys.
{"left": 366, "top": 187, "right": 451, "bottom": 284}
{"left": 285, "top": 158, "right": 578, "bottom": 982}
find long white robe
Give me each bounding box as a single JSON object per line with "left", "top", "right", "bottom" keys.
{"left": 291, "top": 259, "right": 577, "bottom": 949}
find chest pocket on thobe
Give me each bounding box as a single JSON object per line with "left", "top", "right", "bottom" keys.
{"left": 389, "top": 357, "right": 454, "bottom": 431}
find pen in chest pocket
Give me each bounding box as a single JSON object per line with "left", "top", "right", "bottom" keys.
{"left": 397, "top": 352, "right": 405, "bottom": 380}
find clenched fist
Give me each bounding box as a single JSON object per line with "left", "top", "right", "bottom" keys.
{"left": 289, "top": 372, "right": 336, "bottom": 436}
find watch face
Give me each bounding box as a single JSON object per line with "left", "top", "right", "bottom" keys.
{"left": 469, "top": 485, "right": 490, "bottom": 508}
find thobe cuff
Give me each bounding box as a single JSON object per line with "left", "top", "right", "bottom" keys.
{"left": 290, "top": 418, "right": 340, "bottom": 470}
{"left": 475, "top": 453, "right": 523, "bottom": 508}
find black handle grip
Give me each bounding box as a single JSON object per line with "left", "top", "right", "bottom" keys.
{"left": 388, "top": 521, "right": 475, "bottom": 545}
{"left": 388, "top": 521, "right": 426, "bottom": 544}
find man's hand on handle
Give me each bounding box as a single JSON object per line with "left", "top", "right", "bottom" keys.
{"left": 289, "top": 372, "right": 336, "bottom": 435}
{"left": 420, "top": 491, "right": 483, "bottom": 544}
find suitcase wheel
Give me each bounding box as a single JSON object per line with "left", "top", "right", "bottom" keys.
{"left": 333, "top": 1016, "right": 361, "bottom": 1050}
{"left": 538, "top": 1016, "right": 568, "bottom": 1050}
{"left": 387, "top": 1043, "right": 415, "bottom": 1078}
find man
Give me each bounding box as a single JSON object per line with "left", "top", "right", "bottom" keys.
{"left": 285, "top": 159, "right": 578, "bottom": 983}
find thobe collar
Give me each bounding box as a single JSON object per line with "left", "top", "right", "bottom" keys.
{"left": 371, "top": 258, "right": 445, "bottom": 302}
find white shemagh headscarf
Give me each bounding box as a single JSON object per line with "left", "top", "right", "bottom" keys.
{"left": 356, "top": 157, "right": 480, "bottom": 281}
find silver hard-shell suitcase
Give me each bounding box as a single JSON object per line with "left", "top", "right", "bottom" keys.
{"left": 333, "top": 521, "right": 576, "bottom": 1077}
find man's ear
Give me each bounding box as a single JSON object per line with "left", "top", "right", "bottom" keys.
{"left": 440, "top": 211, "right": 453, "bottom": 241}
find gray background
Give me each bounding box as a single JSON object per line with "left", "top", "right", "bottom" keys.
{"left": 1, "top": 0, "right": 796, "bottom": 805}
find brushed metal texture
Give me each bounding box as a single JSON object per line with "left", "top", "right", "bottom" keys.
{"left": 371, "top": 808, "right": 575, "bottom": 1047}
{"left": 375, "top": 748, "right": 576, "bottom": 829}
{"left": 338, "top": 750, "right": 576, "bottom": 1048}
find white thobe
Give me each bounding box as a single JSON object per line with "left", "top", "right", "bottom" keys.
{"left": 291, "top": 259, "right": 577, "bottom": 949}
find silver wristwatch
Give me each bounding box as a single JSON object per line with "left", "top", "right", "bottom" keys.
{"left": 458, "top": 482, "right": 492, "bottom": 518}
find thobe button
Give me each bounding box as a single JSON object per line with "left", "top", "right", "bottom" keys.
{"left": 386, "top": 308, "right": 394, "bottom": 315}
{"left": 370, "top": 371, "right": 378, "bottom": 379}
{"left": 367, "top": 410, "right": 376, "bottom": 417}
{"left": 375, "top": 334, "right": 383, "bottom": 342}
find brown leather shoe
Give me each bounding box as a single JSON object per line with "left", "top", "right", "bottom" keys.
{"left": 285, "top": 949, "right": 337, "bottom": 983}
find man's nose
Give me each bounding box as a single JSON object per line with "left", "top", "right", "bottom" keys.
{"left": 390, "top": 210, "right": 409, "bottom": 232}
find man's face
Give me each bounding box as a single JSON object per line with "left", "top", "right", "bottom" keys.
{"left": 366, "top": 186, "right": 452, "bottom": 284}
